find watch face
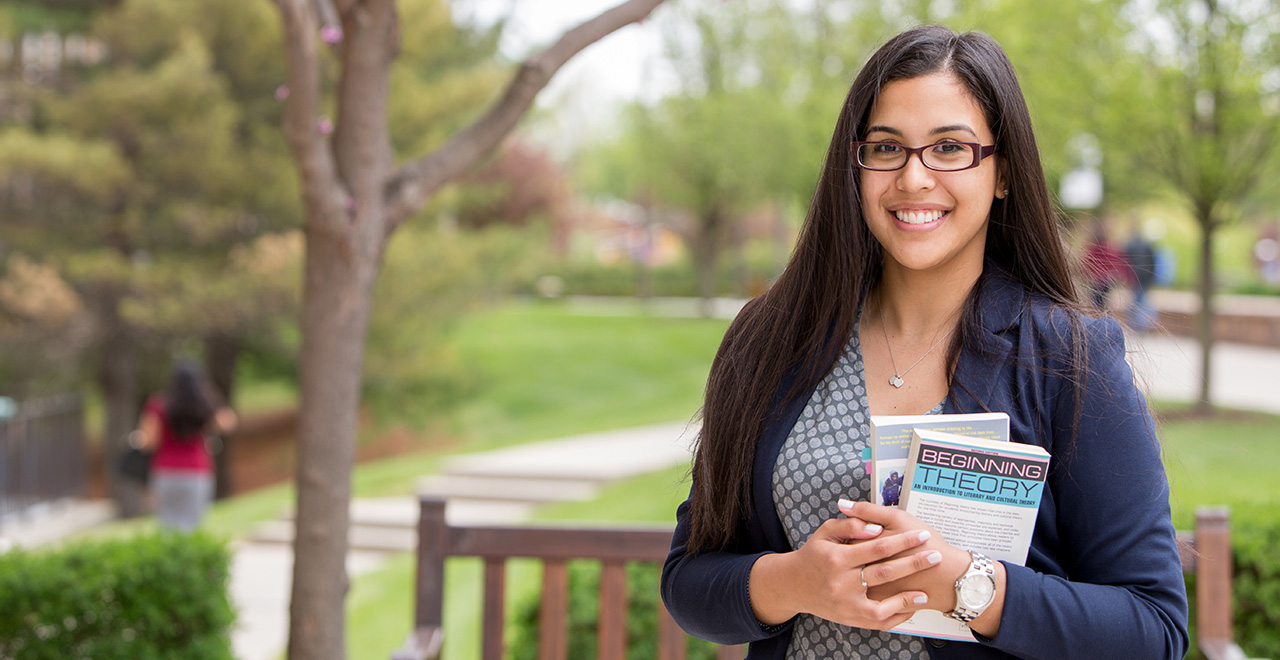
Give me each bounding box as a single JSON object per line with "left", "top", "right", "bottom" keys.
{"left": 960, "top": 575, "right": 996, "bottom": 609}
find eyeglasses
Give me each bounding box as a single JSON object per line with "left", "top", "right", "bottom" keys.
{"left": 852, "top": 141, "right": 998, "bottom": 172}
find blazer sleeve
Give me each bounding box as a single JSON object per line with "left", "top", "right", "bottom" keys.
{"left": 983, "top": 316, "right": 1189, "bottom": 660}
{"left": 661, "top": 487, "right": 794, "bottom": 645}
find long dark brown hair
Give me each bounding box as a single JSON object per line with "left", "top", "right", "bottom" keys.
{"left": 689, "top": 26, "right": 1089, "bottom": 553}
{"left": 164, "top": 362, "right": 218, "bottom": 440}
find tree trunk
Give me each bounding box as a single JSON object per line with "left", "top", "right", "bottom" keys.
{"left": 286, "top": 223, "right": 382, "bottom": 659}
{"left": 694, "top": 205, "right": 726, "bottom": 318}
{"left": 1195, "top": 209, "right": 1215, "bottom": 414}
{"left": 635, "top": 204, "right": 654, "bottom": 301}
{"left": 731, "top": 218, "right": 748, "bottom": 298}
{"left": 284, "top": 1, "right": 396, "bottom": 656}
{"left": 204, "top": 333, "right": 239, "bottom": 499}
{"left": 268, "top": 3, "right": 669, "bottom": 658}
{"left": 773, "top": 197, "right": 789, "bottom": 279}
{"left": 99, "top": 313, "right": 145, "bottom": 518}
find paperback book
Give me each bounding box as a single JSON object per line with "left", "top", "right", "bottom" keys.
{"left": 892, "top": 427, "right": 1051, "bottom": 642}
{"left": 867, "top": 412, "right": 1010, "bottom": 507}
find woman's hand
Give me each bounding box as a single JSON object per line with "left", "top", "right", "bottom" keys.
{"left": 213, "top": 407, "right": 238, "bottom": 434}
{"left": 134, "top": 411, "right": 162, "bottom": 452}
{"left": 748, "top": 500, "right": 943, "bottom": 630}
{"left": 838, "top": 499, "right": 1006, "bottom": 636}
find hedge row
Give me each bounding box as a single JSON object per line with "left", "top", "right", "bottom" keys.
{"left": 1231, "top": 517, "right": 1280, "bottom": 659}
{"left": 0, "top": 531, "right": 234, "bottom": 660}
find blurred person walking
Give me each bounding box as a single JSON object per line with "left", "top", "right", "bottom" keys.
{"left": 1082, "top": 223, "right": 1128, "bottom": 312}
{"left": 133, "top": 362, "right": 237, "bottom": 531}
{"left": 1125, "top": 227, "right": 1158, "bottom": 332}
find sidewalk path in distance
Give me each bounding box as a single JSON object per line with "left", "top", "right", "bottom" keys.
{"left": 231, "top": 420, "right": 700, "bottom": 660}
{"left": 1126, "top": 331, "right": 1280, "bottom": 415}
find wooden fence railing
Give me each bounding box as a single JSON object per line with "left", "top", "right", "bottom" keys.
{"left": 394, "top": 497, "right": 1246, "bottom": 660}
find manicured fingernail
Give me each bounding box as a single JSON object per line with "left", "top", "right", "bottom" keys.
{"left": 838, "top": 498, "right": 854, "bottom": 509}
{"left": 914, "top": 595, "right": 929, "bottom": 605}
{"left": 917, "top": 530, "right": 932, "bottom": 543}
{"left": 865, "top": 523, "right": 883, "bottom": 534}
{"left": 926, "top": 551, "right": 943, "bottom": 565}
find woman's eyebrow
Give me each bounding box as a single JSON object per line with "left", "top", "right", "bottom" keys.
{"left": 930, "top": 124, "right": 978, "bottom": 137}
{"left": 864, "top": 124, "right": 979, "bottom": 138}
{"left": 865, "top": 125, "right": 901, "bottom": 136}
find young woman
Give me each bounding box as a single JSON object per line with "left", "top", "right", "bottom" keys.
{"left": 661, "top": 26, "right": 1188, "bottom": 660}
{"left": 135, "top": 362, "right": 237, "bottom": 531}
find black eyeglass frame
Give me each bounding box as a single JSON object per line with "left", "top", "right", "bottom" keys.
{"left": 852, "top": 141, "right": 999, "bottom": 172}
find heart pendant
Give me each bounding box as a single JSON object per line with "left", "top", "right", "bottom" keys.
{"left": 889, "top": 375, "right": 904, "bottom": 388}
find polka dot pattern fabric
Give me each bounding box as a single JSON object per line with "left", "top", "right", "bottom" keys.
{"left": 773, "top": 328, "right": 933, "bottom": 659}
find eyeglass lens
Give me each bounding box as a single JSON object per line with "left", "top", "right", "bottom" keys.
{"left": 858, "top": 142, "right": 976, "bottom": 171}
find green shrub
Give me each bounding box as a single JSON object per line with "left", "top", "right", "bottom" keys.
{"left": 1182, "top": 509, "right": 1280, "bottom": 660}
{"left": 363, "top": 224, "right": 552, "bottom": 427}
{"left": 508, "top": 561, "right": 721, "bottom": 659}
{"left": 0, "top": 531, "right": 234, "bottom": 660}
{"left": 1231, "top": 513, "right": 1280, "bottom": 659}
{"left": 542, "top": 252, "right": 782, "bottom": 300}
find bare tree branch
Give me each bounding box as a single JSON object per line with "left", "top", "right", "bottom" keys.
{"left": 383, "top": 0, "right": 667, "bottom": 231}
{"left": 314, "top": 0, "right": 343, "bottom": 26}
{"left": 273, "top": 0, "right": 347, "bottom": 236}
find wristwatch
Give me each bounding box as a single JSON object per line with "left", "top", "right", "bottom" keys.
{"left": 947, "top": 551, "right": 996, "bottom": 624}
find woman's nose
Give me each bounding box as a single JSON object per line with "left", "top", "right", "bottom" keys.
{"left": 896, "top": 153, "right": 936, "bottom": 192}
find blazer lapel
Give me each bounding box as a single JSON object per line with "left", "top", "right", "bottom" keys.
{"left": 946, "top": 272, "right": 1022, "bottom": 414}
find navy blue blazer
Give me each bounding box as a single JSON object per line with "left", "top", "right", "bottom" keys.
{"left": 661, "top": 272, "right": 1189, "bottom": 660}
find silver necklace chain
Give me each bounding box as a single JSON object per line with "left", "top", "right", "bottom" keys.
{"left": 877, "top": 297, "right": 956, "bottom": 389}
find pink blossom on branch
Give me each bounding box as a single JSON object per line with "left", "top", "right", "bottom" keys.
{"left": 319, "top": 25, "right": 343, "bottom": 44}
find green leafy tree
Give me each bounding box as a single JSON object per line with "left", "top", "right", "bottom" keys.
{"left": 0, "top": 0, "right": 301, "bottom": 512}
{"left": 1115, "top": 0, "right": 1280, "bottom": 412}
{"left": 582, "top": 0, "right": 848, "bottom": 314}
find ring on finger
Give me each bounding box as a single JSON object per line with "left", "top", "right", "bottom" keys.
{"left": 860, "top": 567, "right": 868, "bottom": 590}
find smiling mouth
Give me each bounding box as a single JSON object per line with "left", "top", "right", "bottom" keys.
{"left": 894, "top": 209, "right": 947, "bottom": 225}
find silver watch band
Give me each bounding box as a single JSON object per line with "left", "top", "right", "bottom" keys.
{"left": 948, "top": 551, "right": 996, "bottom": 623}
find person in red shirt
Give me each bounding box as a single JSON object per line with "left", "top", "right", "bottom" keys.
{"left": 1081, "top": 224, "right": 1130, "bottom": 311}
{"left": 134, "top": 362, "right": 237, "bottom": 531}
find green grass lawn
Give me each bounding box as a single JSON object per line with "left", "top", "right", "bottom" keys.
{"left": 1157, "top": 409, "right": 1280, "bottom": 529}
{"left": 349, "top": 300, "right": 728, "bottom": 498}
{"left": 444, "top": 300, "right": 725, "bottom": 446}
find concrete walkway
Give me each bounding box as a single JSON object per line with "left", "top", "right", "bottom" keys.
{"left": 1126, "top": 331, "right": 1280, "bottom": 414}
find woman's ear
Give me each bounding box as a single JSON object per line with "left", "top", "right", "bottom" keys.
{"left": 994, "top": 158, "right": 1009, "bottom": 199}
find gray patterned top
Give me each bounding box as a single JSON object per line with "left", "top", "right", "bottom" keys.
{"left": 772, "top": 326, "right": 940, "bottom": 659}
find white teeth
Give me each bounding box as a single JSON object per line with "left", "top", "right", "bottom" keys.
{"left": 894, "top": 209, "right": 946, "bottom": 224}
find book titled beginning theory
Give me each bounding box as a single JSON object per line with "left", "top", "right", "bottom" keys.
{"left": 864, "top": 413, "right": 1050, "bottom": 642}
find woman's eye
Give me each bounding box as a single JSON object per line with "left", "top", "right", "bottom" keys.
{"left": 873, "top": 143, "right": 903, "bottom": 154}
{"left": 933, "top": 143, "right": 965, "bottom": 154}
